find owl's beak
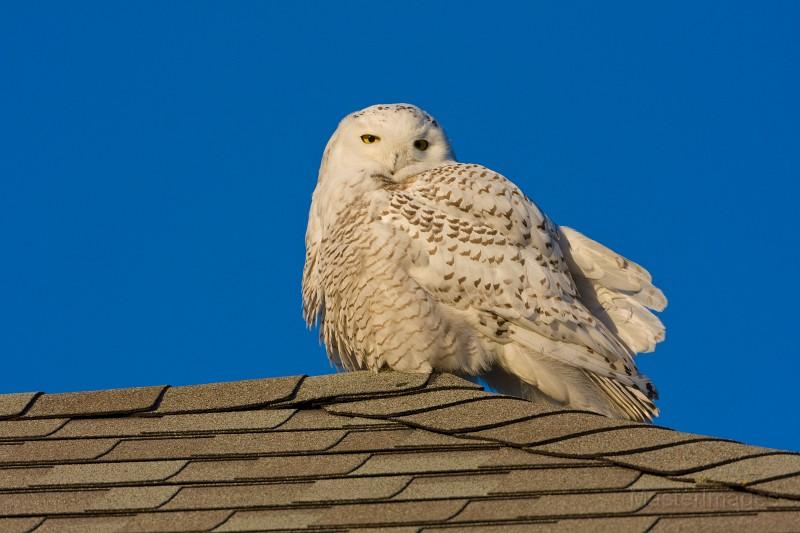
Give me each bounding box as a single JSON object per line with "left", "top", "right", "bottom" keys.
{"left": 390, "top": 151, "right": 409, "bottom": 174}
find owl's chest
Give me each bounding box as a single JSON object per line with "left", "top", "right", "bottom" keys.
{"left": 320, "top": 199, "right": 418, "bottom": 283}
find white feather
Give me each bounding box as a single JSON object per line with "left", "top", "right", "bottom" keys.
{"left": 557, "top": 227, "right": 667, "bottom": 353}
{"left": 303, "top": 103, "right": 667, "bottom": 422}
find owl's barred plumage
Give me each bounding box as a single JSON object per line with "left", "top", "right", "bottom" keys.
{"left": 303, "top": 104, "right": 666, "bottom": 422}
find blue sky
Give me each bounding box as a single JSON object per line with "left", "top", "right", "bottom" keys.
{"left": 2, "top": 2, "right": 798, "bottom": 450}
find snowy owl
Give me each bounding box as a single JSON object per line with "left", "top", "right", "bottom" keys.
{"left": 303, "top": 104, "right": 667, "bottom": 421}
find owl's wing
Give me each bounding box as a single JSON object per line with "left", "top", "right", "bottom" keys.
{"left": 302, "top": 188, "right": 324, "bottom": 327}
{"left": 557, "top": 227, "right": 667, "bottom": 353}
{"left": 382, "top": 163, "right": 658, "bottom": 419}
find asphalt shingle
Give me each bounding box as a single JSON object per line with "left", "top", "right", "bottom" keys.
{"left": 609, "top": 440, "right": 778, "bottom": 475}
{"left": 98, "top": 430, "right": 346, "bottom": 461}
{"left": 0, "top": 438, "right": 118, "bottom": 465}
{"left": 24, "top": 386, "right": 166, "bottom": 418}
{"left": 0, "top": 460, "right": 184, "bottom": 489}
{"left": 451, "top": 491, "right": 654, "bottom": 521}
{"left": 679, "top": 454, "right": 800, "bottom": 486}
{"left": 34, "top": 511, "right": 233, "bottom": 533}
{"left": 325, "top": 388, "right": 492, "bottom": 417}
{"left": 0, "top": 370, "right": 797, "bottom": 531}
{"left": 423, "top": 516, "right": 658, "bottom": 532}
{"left": 154, "top": 376, "right": 301, "bottom": 414}
{"left": 640, "top": 489, "right": 798, "bottom": 514}
{"left": 464, "top": 411, "right": 637, "bottom": 446}
{"left": 0, "top": 418, "right": 67, "bottom": 439}
{"left": 276, "top": 408, "right": 397, "bottom": 430}
{"left": 170, "top": 454, "right": 369, "bottom": 483}
{"left": 649, "top": 511, "right": 800, "bottom": 532}
{"left": 0, "top": 486, "right": 178, "bottom": 516}
{"left": 749, "top": 473, "right": 800, "bottom": 498}
{"left": 0, "top": 393, "right": 40, "bottom": 419}
{"left": 528, "top": 426, "right": 708, "bottom": 457}
{"left": 0, "top": 517, "right": 43, "bottom": 533}
{"left": 392, "top": 397, "right": 554, "bottom": 432}
{"left": 351, "top": 447, "right": 589, "bottom": 476}
{"left": 49, "top": 409, "right": 296, "bottom": 438}
{"left": 283, "top": 371, "right": 430, "bottom": 405}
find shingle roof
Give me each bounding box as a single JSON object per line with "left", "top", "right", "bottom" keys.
{"left": 1, "top": 371, "right": 799, "bottom": 532}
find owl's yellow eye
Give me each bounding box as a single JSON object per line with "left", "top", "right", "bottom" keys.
{"left": 414, "top": 139, "right": 429, "bottom": 151}
{"left": 361, "top": 134, "right": 380, "bottom": 144}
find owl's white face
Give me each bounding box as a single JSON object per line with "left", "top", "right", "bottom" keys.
{"left": 323, "top": 104, "right": 454, "bottom": 183}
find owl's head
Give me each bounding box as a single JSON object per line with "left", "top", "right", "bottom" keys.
{"left": 321, "top": 104, "right": 454, "bottom": 183}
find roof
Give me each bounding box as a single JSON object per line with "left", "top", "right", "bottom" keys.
{"left": 0, "top": 371, "right": 799, "bottom": 532}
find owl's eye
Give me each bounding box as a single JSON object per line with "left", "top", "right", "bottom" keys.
{"left": 361, "top": 134, "right": 380, "bottom": 144}
{"left": 414, "top": 139, "right": 430, "bottom": 151}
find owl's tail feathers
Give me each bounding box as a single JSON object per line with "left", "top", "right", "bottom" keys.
{"left": 494, "top": 344, "right": 659, "bottom": 422}
{"left": 481, "top": 364, "right": 564, "bottom": 410}
{"left": 557, "top": 226, "right": 666, "bottom": 354}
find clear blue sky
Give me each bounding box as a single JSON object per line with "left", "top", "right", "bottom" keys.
{"left": 2, "top": 2, "right": 798, "bottom": 450}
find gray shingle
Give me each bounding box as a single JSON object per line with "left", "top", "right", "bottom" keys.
{"left": 154, "top": 376, "right": 302, "bottom": 414}
{"left": 452, "top": 491, "right": 654, "bottom": 521}
{"left": 276, "top": 408, "right": 398, "bottom": 430}
{"left": 163, "top": 476, "right": 411, "bottom": 510}
{"left": 529, "top": 427, "right": 706, "bottom": 457}
{"left": 464, "top": 411, "right": 636, "bottom": 446}
{"left": 0, "top": 465, "right": 51, "bottom": 489}
{"left": 422, "top": 517, "right": 658, "bottom": 532}
{"left": 649, "top": 512, "right": 800, "bottom": 532}
{"left": 325, "top": 388, "right": 492, "bottom": 417}
{"left": 284, "top": 371, "right": 431, "bottom": 405}
{"left": 26, "top": 517, "right": 131, "bottom": 533}
{"left": 0, "top": 517, "right": 43, "bottom": 533}
{"left": 34, "top": 511, "right": 232, "bottom": 533}
{"left": 213, "top": 508, "right": 324, "bottom": 531}
{"left": 610, "top": 441, "right": 777, "bottom": 475}
{"left": 216, "top": 506, "right": 462, "bottom": 532}
{"left": 393, "top": 472, "right": 508, "bottom": 499}
{"left": 324, "top": 428, "right": 417, "bottom": 453}
{"left": 24, "top": 386, "right": 165, "bottom": 418}
{"left": 312, "top": 499, "right": 468, "bottom": 527}
{"left": 352, "top": 448, "right": 591, "bottom": 476}
{"left": 49, "top": 409, "right": 295, "bottom": 438}
{"left": 162, "top": 481, "right": 313, "bottom": 510}
{"left": 491, "top": 465, "right": 641, "bottom": 493}
{"left": 0, "top": 370, "right": 797, "bottom": 532}
{"left": 98, "top": 430, "right": 346, "bottom": 461}
{"left": 0, "top": 392, "right": 40, "bottom": 419}
{"left": 171, "top": 454, "right": 369, "bottom": 482}
{"left": 424, "top": 373, "right": 484, "bottom": 390}
{"left": 0, "top": 418, "right": 67, "bottom": 439}
{"left": 749, "top": 473, "right": 800, "bottom": 499}
{"left": 679, "top": 454, "right": 800, "bottom": 486}
{"left": 640, "top": 489, "right": 798, "bottom": 514}
{"left": 87, "top": 486, "right": 180, "bottom": 511}
{"left": 0, "top": 486, "right": 177, "bottom": 516}
{"left": 392, "top": 397, "right": 554, "bottom": 432}
{"left": 0, "top": 438, "right": 118, "bottom": 465}
{"left": 0, "top": 460, "right": 184, "bottom": 489}
{"left": 626, "top": 473, "right": 697, "bottom": 490}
